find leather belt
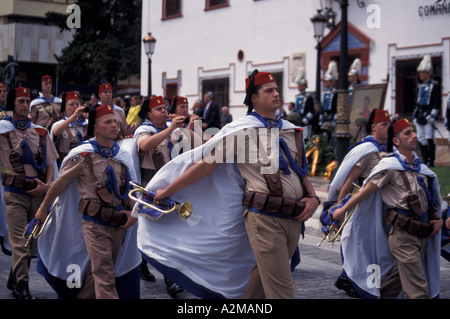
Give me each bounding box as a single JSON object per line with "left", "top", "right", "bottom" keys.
{"left": 78, "top": 198, "right": 127, "bottom": 226}
{"left": 242, "top": 190, "right": 306, "bottom": 218}
{"left": 386, "top": 208, "right": 437, "bottom": 239}
{"left": 2, "top": 173, "right": 37, "bottom": 192}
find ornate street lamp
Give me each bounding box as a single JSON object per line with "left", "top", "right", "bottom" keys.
{"left": 143, "top": 33, "right": 157, "bottom": 96}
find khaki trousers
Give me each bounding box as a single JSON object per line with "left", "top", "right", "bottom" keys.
{"left": 4, "top": 192, "right": 43, "bottom": 283}
{"left": 380, "top": 227, "right": 429, "bottom": 299}
{"left": 243, "top": 210, "right": 302, "bottom": 299}
{"left": 77, "top": 219, "right": 126, "bottom": 299}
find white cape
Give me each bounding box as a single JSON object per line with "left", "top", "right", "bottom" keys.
{"left": 327, "top": 137, "right": 382, "bottom": 202}
{"left": 341, "top": 154, "right": 442, "bottom": 298}
{"left": 134, "top": 114, "right": 298, "bottom": 299}
{"left": 30, "top": 93, "right": 62, "bottom": 109}
{"left": 128, "top": 119, "right": 159, "bottom": 184}
{"left": 37, "top": 141, "right": 141, "bottom": 285}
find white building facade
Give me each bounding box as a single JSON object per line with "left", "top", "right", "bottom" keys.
{"left": 141, "top": 0, "right": 450, "bottom": 124}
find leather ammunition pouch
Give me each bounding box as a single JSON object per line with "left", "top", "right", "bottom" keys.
{"left": 2, "top": 133, "right": 39, "bottom": 191}
{"left": 242, "top": 129, "right": 311, "bottom": 218}
{"left": 82, "top": 152, "right": 132, "bottom": 226}
{"left": 2, "top": 173, "right": 37, "bottom": 192}
{"left": 152, "top": 150, "right": 165, "bottom": 171}
{"left": 242, "top": 190, "right": 306, "bottom": 218}
{"left": 406, "top": 194, "right": 422, "bottom": 218}
{"left": 78, "top": 198, "right": 127, "bottom": 226}
{"left": 95, "top": 184, "right": 114, "bottom": 204}
{"left": 386, "top": 209, "right": 433, "bottom": 239}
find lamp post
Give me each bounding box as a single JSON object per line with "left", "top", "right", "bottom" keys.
{"left": 335, "top": 0, "right": 350, "bottom": 166}
{"left": 310, "top": 10, "right": 327, "bottom": 106}
{"left": 143, "top": 33, "right": 157, "bottom": 96}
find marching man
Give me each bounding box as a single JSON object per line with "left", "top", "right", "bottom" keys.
{"left": 0, "top": 87, "right": 58, "bottom": 299}
{"left": 334, "top": 119, "right": 442, "bottom": 299}
{"left": 35, "top": 105, "right": 141, "bottom": 299}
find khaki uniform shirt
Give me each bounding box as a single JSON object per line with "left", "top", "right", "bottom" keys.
{"left": 0, "top": 127, "right": 59, "bottom": 177}
{"left": 355, "top": 151, "right": 388, "bottom": 179}
{"left": 370, "top": 156, "right": 429, "bottom": 213}
{"left": 53, "top": 122, "right": 88, "bottom": 154}
{"left": 30, "top": 102, "right": 62, "bottom": 129}
{"left": 113, "top": 108, "right": 128, "bottom": 139}
{"left": 137, "top": 132, "right": 172, "bottom": 170}
{"left": 236, "top": 128, "right": 304, "bottom": 200}
{"left": 59, "top": 151, "right": 127, "bottom": 208}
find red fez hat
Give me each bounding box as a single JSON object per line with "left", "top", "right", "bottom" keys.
{"left": 66, "top": 91, "right": 79, "bottom": 101}
{"left": 0, "top": 82, "right": 5, "bottom": 88}
{"left": 175, "top": 96, "right": 188, "bottom": 106}
{"left": 245, "top": 72, "right": 276, "bottom": 89}
{"left": 372, "top": 110, "right": 391, "bottom": 123}
{"left": 99, "top": 83, "right": 112, "bottom": 94}
{"left": 392, "top": 119, "right": 413, "bottom": 135}
{"left": 95, "top": 105, "right": 114, "bottom": 120}
{"left": 42, "top": 75, "right": 52, "bottom": 83}
{"left": 16, "top": 87, "right": 30, "bottom": 98}
{"left": 150, "top": 96, "right": 165, "bottom": 109}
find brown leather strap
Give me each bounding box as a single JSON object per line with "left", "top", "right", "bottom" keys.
{"left": 399, "top": 171, "right": 413, "bottom": 195}
{"left": 4, "top": 133, "right": 26, "bottom": 175}
{"left": 294, "top": 129, "right": 304, "bottom": 165}
{"left": 264, "top": 172, "right": 283, "bottom": 197}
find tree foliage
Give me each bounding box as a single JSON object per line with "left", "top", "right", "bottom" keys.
{"left": 46, "top": 0, "right": 142, "bottom": 87}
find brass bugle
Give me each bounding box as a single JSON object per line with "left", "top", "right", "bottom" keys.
{"left": 128, "top": 181, "right": 193, "bottom": 220}
{"left": 318, "top": 183, "right": 361, "bottom": 248}
{"left": 24, "top": 198, "right": 58, "bottom": 247}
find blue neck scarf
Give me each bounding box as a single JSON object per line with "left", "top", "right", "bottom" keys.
{"left": 64, "top": 116, "right": 86, "bottom": 128}
{"left": 89, "top": 140, "right": 120, "bottom": 158}
{"left": 392, "top": 153, "right": 422, "bottom": 173}
{"left": 249, "top": 112, "right": 308, "bottom": 178}
{"left": 41, "top": 95, "right": 56, "bottom": 103}
{"left": 4, "top": 116, "right": 32, "bottom": 130}
{"left": 348, "top": 135, "right": 387, "bottom": 152}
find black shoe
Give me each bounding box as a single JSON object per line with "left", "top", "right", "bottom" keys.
{"left": 335, "top": 275, "right": 359, "bottom": 298}
{"left": 140, "top": 265, "right": 156, "bottom": 282}
{"left": 6, "top": 270, "right": 19, "bottom": 299}
{"left": 165, "top": 278, "right": 184, "bottom": 298}
{"left": 16, "top": 280, "right": 33, "bottom": 300}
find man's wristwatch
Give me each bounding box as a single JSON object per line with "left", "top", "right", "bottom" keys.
{"left": 307, "top": 195, "right": 321, "bottom": 206}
